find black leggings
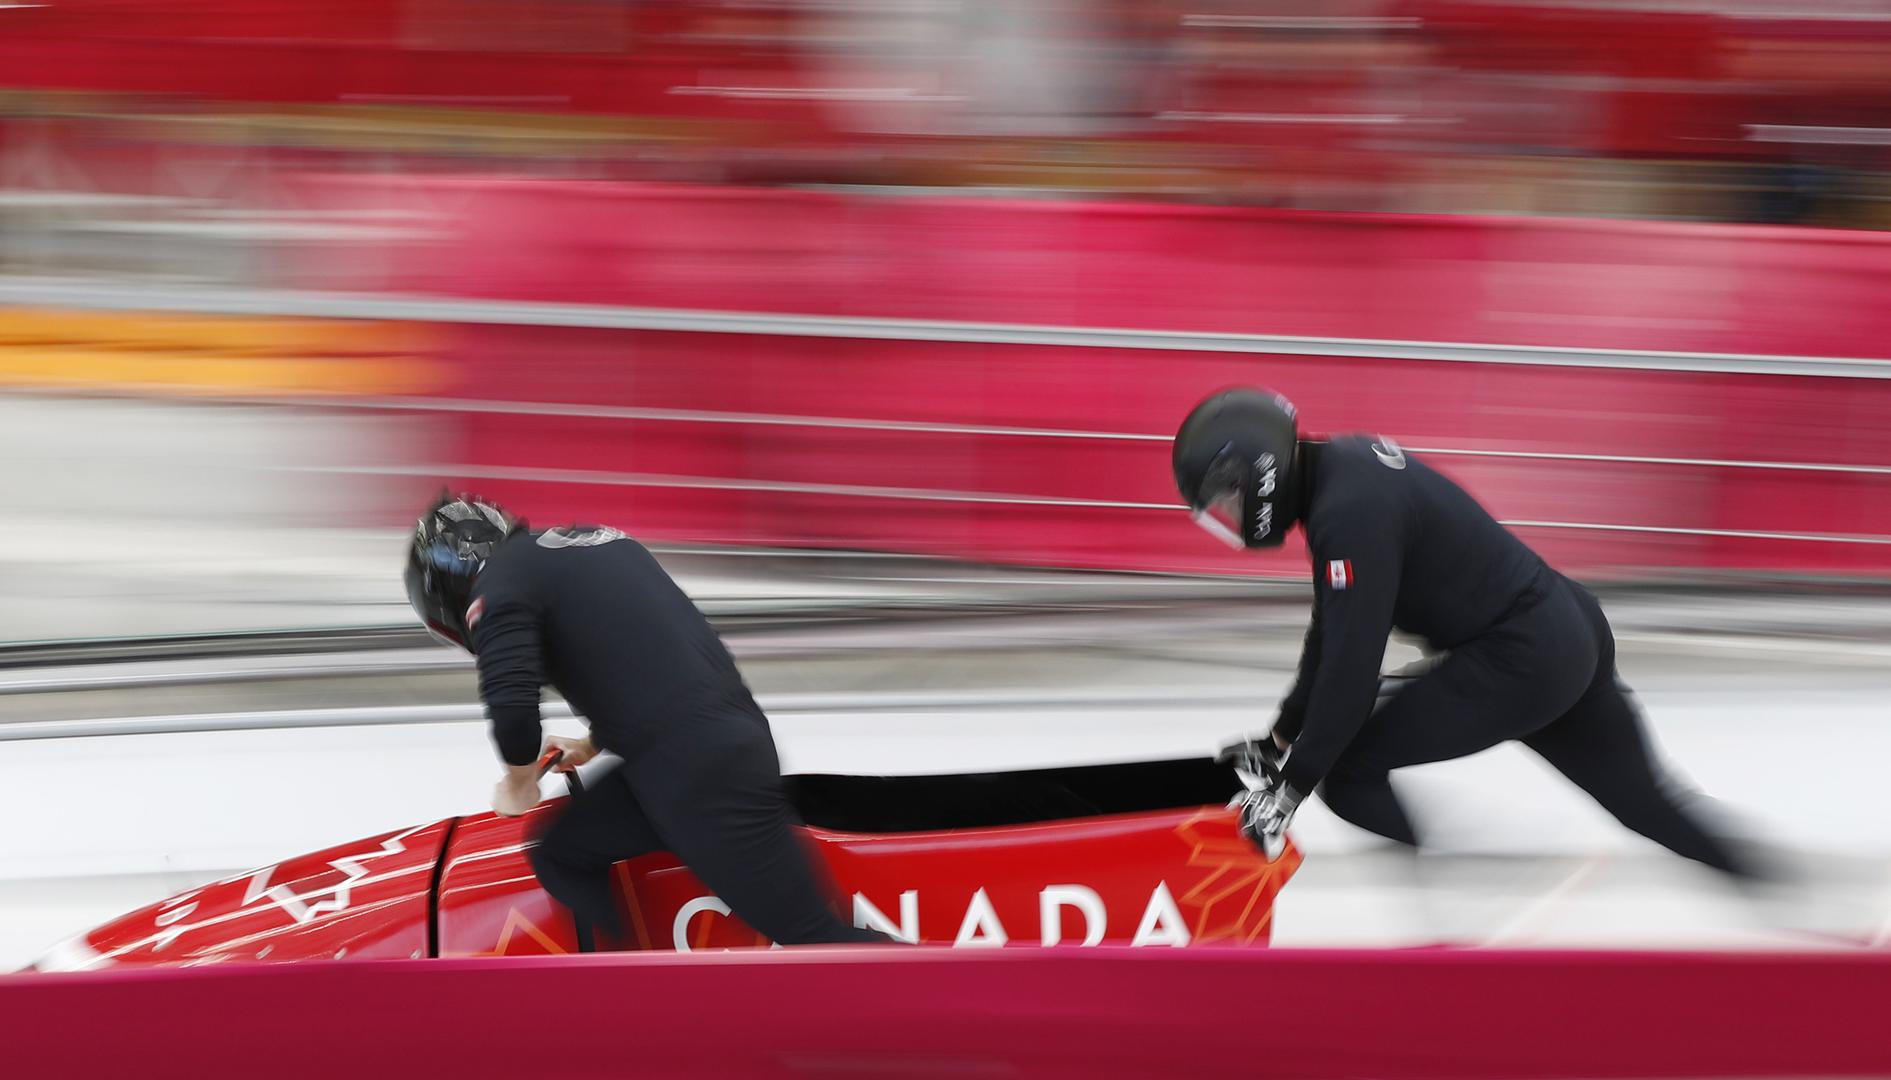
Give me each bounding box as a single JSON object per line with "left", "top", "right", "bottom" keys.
{"left": 1317, "top": 576, "right": 1757, "bottom": 880}
{"left": 528, "top": 716, "right": 885, "bottom": 946}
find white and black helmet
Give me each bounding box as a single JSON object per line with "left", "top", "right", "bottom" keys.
{"left": 403, "top": 492, "right": 520, "bottom": 650}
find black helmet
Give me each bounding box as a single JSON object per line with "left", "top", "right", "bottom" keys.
{"left": 404, "top": 492, "right": 520, "bottom": 650}
{"left": 1172, "top": 387, "right": 1301, "bottom": 550}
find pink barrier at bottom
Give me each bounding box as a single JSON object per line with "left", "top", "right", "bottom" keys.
{"left": 6, "top": 947, "right": 1889, "bottom": 1079}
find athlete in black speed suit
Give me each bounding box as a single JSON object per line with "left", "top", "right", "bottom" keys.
{"left": 1173, "top": 389, "right": 1763, "bottom": 880}
{"left": 405, "top": 494, "right": 885, "bottom": 946}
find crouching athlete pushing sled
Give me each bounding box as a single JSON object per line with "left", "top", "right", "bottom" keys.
{"left": 1174, "top": 388, "right": 1769, "bottom": 885}
{"left": 406, "top": 494, "right": 886, "bottom": 947}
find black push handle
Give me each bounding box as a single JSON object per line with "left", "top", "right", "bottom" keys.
{"left": 535, "top": 747, "right": 586, "bottom": 796}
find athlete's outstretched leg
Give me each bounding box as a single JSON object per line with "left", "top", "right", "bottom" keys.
{"left": 1529, "top": 583, "right": 1765, "bottom": 881}
{"left": 1318, "top": 597, "right": 1597, "bottom": 847}
{"left": 1522, "top": 682, "right": 1760, "bottom": 880}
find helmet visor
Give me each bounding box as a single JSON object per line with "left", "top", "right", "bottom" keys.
{"left": 1189, "top": 443, "right": 1248, "bottom": 550}
{"left": 1192, "top": 489, "right": 1247, "bottom": 551}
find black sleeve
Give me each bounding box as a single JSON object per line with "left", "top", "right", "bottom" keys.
{"left": 471, "top": 570, "right": 546, "bottom": 768}
{"left": 1279, "top": 509, "right": 1402, "bottom": 794}
{"left": 1273, "top": 596, "right": 1323, "bottom": 743}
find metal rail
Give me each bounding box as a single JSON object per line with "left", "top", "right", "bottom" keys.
{"left": 0, "top": 626, "right": 436, "bottom": 670}
{"left": 0, "top": 686, "right": 1261, "bottom": 743}
{"left": 0, "top": 602, "right": 1302, "bottom": 696}
{"left": 5, "top": 280, "right": 1887, "bottom": 550}
{"left": 0, "top": 578, "right": 1309, "bottom": 684}
{"left": 226, "top": 395, "right": 1891, "bottom": 478}
{"left": 7, "top": 279, "right": 1889, "bottom": 543}
{"left": 0, "top": 649, "right": 470, "bottom": 696}
{"left": 289, "top": 461, "right": 1891, "bottom": 547}
{"left": 3, "top": 277, "right": 1890, "bottom": 379}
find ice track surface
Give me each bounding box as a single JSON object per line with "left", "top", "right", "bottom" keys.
{"left": 5, "top": 588, "right": 1891, "bottom": 968}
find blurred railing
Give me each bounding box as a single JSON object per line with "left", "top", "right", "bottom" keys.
{"left": 318, "top": 181, "right": 1891, "bottom": 579}
{"left": 0, "top": 686, "right": 1279, "bottom": 744}
{"left": 6, "top": 174, "right": 1890, "bottom": 579}
{"left": 5, "top": 134, "right": 1891, "bottom": 592}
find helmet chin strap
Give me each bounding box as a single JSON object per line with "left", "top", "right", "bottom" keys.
{"left": 423, "top": 620, "right": 468, "bottom": 652}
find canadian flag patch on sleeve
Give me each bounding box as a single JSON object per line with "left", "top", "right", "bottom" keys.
{"left": 1326, "top": 560, "right": 1354, "bottom": 590}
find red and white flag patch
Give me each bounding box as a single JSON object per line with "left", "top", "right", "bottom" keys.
{"left": 466, "top": 596, "right": 487, "bottom": 630}
{"left": 1326, "top": 560, "right": 1354, "bottom": 590}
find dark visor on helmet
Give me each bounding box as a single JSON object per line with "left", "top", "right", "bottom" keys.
{"left": 1190, "top": 443, "right": 1248, "bottom": 551}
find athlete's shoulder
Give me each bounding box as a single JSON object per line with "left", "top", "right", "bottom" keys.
{"left": 474, "top": 530, "right": 539, "bottom": 585}
{"left": 533, "top": 523, "right": 638, "bottom": 551}
{"left": 1310, "top": 435, "right": 1414, "bottom": 506}
{"left": 1321, "top": 434, "right": 1411, "bottom": 473}
{"left": 1305, "top": 435, "right": 1415, "bottom": 540}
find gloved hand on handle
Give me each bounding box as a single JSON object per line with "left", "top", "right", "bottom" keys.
{"left": 1232, "top": 781, "right": 1302, "bottom": 863}
{"left": 541, "top": 733, "right": 598, "bottom": 772}
{"left": 492, "top": 733, "right": 600, "bottom": 816}
{"left": 1218, "top": 736, "right": 1303, "bottom": 863}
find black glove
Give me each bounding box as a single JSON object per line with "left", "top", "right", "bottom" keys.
{"left": 1217, "top": 735, "right": 1284, "bottom": 783}
{"left": 1233, "top": 781, "right": 1301, "bottom": 863}
{"left": 1217, "top": 736, "right": 1303, "bottom": 863}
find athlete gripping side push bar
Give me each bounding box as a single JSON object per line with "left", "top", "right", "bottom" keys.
{"left": 405, "top": 493, "right": 887, "bottom": 947}
{"left": 1173, "top": 388, "right": 1770, "bottom": 884}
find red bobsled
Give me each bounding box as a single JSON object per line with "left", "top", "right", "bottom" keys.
{"left": 30, "top": 757, "right": 1299, "bottom": 969}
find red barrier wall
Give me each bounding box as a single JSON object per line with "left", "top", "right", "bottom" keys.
{"left": 431, "top": 323, "right": 1891, "bottom": 578}
{"left": 7, "top": 948, "right": 1891, "bottom": 1079}
{"left": 301, "top": 178, "right": 1891, "bottom": 359}
{"left": 290, "top": 179, "right": 1891, "bottom": 578}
